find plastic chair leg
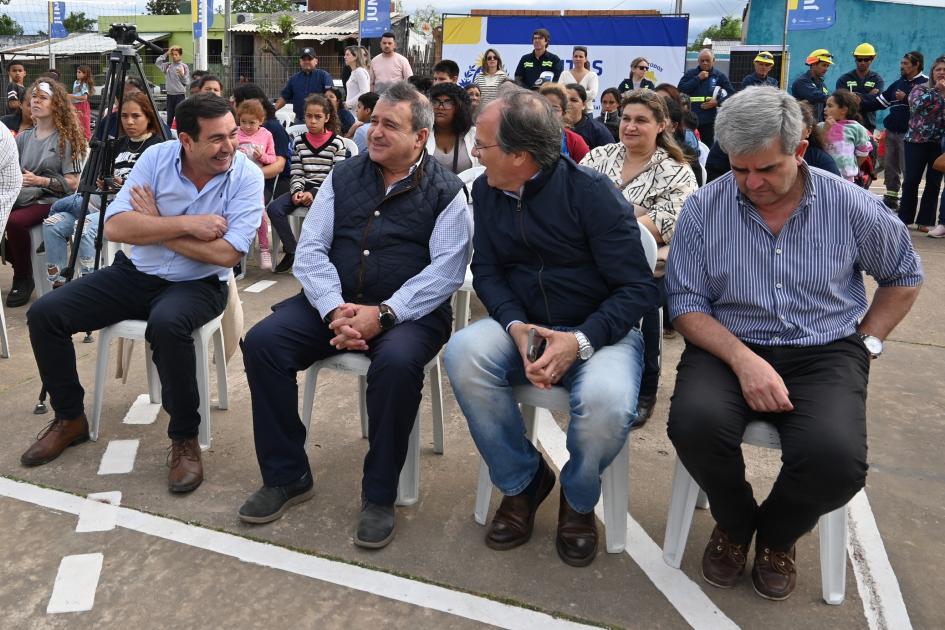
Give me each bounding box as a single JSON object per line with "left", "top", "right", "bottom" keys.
{"left": 662, "top": 457, "right": 702, "bottom": 568}
{"left": 358, "top": 375, "right": 368, "bottom": 438}
{"left": 194, "top": 330, "right": 212, "bottom": 450}
{"left": 212, "top": 328, "right": 228, "bottom": 410}
{"left": 144, "top": 344, "right": 162, "bottom": 405}
{"left": 30, "top": 225, "right": 53, "bottom": 298}
{"left": 454, "top": 290, "right": 471, "bottom": 331}
{"left": 474, "top": 457, "right": 493, "bottom": 525}
{"left": 601, "top": 438, "right": 630, "bottom": 553}
{"left": 429, "top": 358, "right": 444, "bottom": 454}
{"left": 301, "top": 365, "right": 318, "bottom": 435}
{"left": 395, "top": 412, "right": 420, "bottom": 506}
{"left": 90, "top": 326, "right": 117, "bottom": 442}
{"left": 0, "top": 292, "right": 9, "bottom": 359}
{"left": 696, "top": 491, "right": 710, "bottom": 510}
{"left": 820, "top": 504, "right": 849, "bottom": 605}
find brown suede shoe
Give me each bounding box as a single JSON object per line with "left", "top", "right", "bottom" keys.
{"left": 167, "top": 438, "right": 203, "bottom": 493}
{"left": 752, "top": 544, "right": 797, "bottom": 600}
{"left": 556, "top": 489, "right": 599, "bottom": 567}
{"left": 702, "top": 525, "right": 750, "bottom": 588}
{"left": 486, "top": 457, "right": 556, "bottom": 550}
{"left": 20, "top": 415, "right": 90, "bottom": 467}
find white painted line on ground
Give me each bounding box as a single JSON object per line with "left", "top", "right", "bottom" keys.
{"left": 97, "top": 440, "right": 139, "bottom": 475}
{"left": 847, "top": 489, "right": 913, "bottom": 630}
{"left": 121, "top": 394, "right": 161, "bottom": 425}
{"left": 533, "top": 410, "right": 739, "bottom": 630}
{"left": 0, "top": 478, "right": 597, "bottom": 630}
{"left": 244, "top": 280, "right": 277, "bottom": 293}
{"left": 46, "top": 553, "right": 104, "bottom": 614}
{"left": 76, "top": 491, "right": 122, "bottom": 533}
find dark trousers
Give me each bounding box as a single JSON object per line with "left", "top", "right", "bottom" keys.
{"left": 667, "top": 338, "right": 869, "bottom": 550}
{"left": 165, "top": 93, "right": 185, "bottom": 128}
{"left": 266, "top": 192, "right": 303, "bottom": 254}
{"left": 697, "top": 122, "right": 715, "bottom": 149}
{"left": 899, "top": 141, "right": 944, "bottom": 226}
{"left": 639, "top": 276, "right": 666, "bottom": 397}
{"left": 5, "top": 203, "right": 51, "bottom": 278}
{"left": 26, "top": 252, "right": 228, "bottom": 438}
{"left": 242, "top": 292, "right": 450, "bottom": 505}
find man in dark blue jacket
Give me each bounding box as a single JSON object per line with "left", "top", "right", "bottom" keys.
{"left": 835, "top": 43, "right": 885, "bottom": 131}
{"left": 678, "top": 49, "right": 734, "bottom": 147}
{"left": 274, "top": 48, "right": 334, "bottom": 123}
{"left": 740, "top": 51, "right": 779, "bottom": 89}
{"left": 514, "top": 28, "right": 563, "bottom": 90}
{"left": 444, "top": 87, "right": 659, "bottom": 568}
{"left": 790, "top": 49, "right": 833, "bottom": 121}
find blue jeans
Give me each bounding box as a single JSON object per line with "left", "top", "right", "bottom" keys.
{"left": 42, "top": 194, "right": 99, "bottom": 283}
{"left": 444, "top": 318, "right": 644, "bottom": 513}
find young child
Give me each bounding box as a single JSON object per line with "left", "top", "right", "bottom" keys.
{"left": 266, "top": 94, "right": 347, "bottom": 273}
{"left": 72, "top": 65, "right": 93, "bottom": 140}
{"left": 819, "top": 90, "right": 873, "bottom": 182}
{"left": 348, "top": 91, "right": 378, "bottom": 150}
{"left": 237, "top": 99, "right": 277, "bottom": 270}
{"left": 155, "top": 46, "right": 190, "bottom": 126}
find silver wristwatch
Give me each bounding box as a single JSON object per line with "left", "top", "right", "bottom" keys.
{"left": 574, "top": 331, "right": 594, "bottom": 360}
{"left": 858, "top": 334, "right": 883, "bottom": 359}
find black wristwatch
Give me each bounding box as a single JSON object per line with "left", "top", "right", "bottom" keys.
{"left": 378, "top": 303, "right": 397, "bottom": 331}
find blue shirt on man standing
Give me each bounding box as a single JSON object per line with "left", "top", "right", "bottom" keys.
{"left": 280, "top": 48, "right": 334, "bottom": 123}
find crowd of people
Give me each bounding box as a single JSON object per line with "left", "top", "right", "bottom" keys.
{"left": 0, "top": 27, "right": 935, "bottom": 603}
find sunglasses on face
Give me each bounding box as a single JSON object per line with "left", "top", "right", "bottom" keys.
{"left": 636, "top": 65, "right": 649, "bottom": 71}
{"left": 855, "top": 57, "right": 873, "bottom": 63}
{"left": 485, "top": 56, "right": 497, "bottom": 61}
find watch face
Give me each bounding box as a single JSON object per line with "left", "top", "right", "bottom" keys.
{"left": 579, "top": 346, "right": 593, "bottom": 360}
{"left": 863, "top": 336, "right": 883, "bottom": 356}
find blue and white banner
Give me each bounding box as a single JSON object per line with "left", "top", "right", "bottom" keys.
{"left": 359, "top": 0, "right": 391, "bottom": 39}
{"left": 49, "top": 2, "right": 69, "bottom": 39}
{"left": 787, "top": 0, "right": 836, "bottom": 31}
{"left": 192, "top": 0, "right": 205, "bottom": 38}
{"left": 443, "top": 15, "right": 689, "bottom": 111}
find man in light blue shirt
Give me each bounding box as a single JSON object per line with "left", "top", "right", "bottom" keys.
{"left": 23, "top": 94, "right": 263, "bottom": 494}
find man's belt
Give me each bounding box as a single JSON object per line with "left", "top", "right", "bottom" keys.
{"left": 689, "top": 96, "right": 712, "bottom": 103}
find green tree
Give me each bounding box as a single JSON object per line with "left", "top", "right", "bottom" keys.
{"left": 233, "top": 0, "right": 296, "bottom": 12}
{"left": 146, "top": 0, "right": 180, "bottom": 15}
{"left": 690, "top": 17, "right": 743, "bottom": 51}
{"left": 0, "top": 14, "right": 23, "bottom": 36}
{"left": 257, "top": 13, "right": 296, "bottom": 59}
{"left": 63, "top": 11, "right": 96, "bottom": 33}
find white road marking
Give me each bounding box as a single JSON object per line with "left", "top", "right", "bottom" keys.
{"left": 0, "top": 478, "right": 597, "bottom": 629}
{"left": 121, "top": 394, "right": 161, "bottom": 425}
{"left": 533, "top": 410, "right": 739, "bottom": 630}
{"left": 97, "top": 440, "right": 139, "bottom": 475}
{"left": 76, "top": 492, "right": 122, "bottom": 533}
{"left": 244, "top": 280, "right": 277, "bottom": 293}
{"left": 46, "top": 553, "right": 103, "bottom": 614}
{"left": 848, "top": 489, "right": 913, "bottom": 630}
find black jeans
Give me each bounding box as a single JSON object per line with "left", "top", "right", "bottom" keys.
{"left": 899, "top": 140, "right": 944, "bottom": 226}
{"left": 667, "top": 338, "right": 870, "bottom": 550}
{"left": 242, "top": 292, "right": 451, "bottom": 505}
{"left": 26, "top": 252, "right": 228, "bottom": 439}
{"left": 165, "top": 93, "right": 185, "bottom": 128}
{"left": 697, "top": 121, "right": 715, "bottom": 149}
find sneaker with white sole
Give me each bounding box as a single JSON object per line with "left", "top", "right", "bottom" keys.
{"left": 927, "top": 224, "right": 945, "bottom": 238}
{"left": 260, "top": 249, "right": 273, "bottom": 271}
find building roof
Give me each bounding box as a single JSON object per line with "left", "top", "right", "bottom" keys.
{"left": 0, "top": 32, "right": 170, "bottom": 58}
{"left": 230, "top": 10, "right": 405, "bottom": 40}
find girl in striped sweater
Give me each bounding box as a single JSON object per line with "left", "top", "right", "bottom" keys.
{"left": 267, "top": 94, "right": 347, "bottom": 273}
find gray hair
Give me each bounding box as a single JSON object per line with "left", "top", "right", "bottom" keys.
{"left": 715, "top": 86, "right": 804, "bottom": 156}
{"left": 379, "top": 81, "right": 433, "bottom": 133}
{"left": 492, "top": 85, "right": 562, "bottom": 170}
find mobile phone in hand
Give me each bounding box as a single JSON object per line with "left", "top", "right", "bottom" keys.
{"left": 527, "top": 327, "right": 546, "bottom": 362}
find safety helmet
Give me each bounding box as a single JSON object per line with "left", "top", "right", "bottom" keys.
{"left": 754, "top": 51, "right": 775, "bottom": 65}
{"left": 853, "top": 43, "right": 876, "bottom": 58}
{"left": 806, "top": 49, "right": 834, "bottom": 65}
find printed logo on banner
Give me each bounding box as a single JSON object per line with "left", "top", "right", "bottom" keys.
{"left": 50, "top": 2, "right": 69, "bottom": 39}
{"left": 360, "top": 0, "right": 392, "bottom": 39}
{"left": 787, "top": 0, "right": 836, "bottom": 31}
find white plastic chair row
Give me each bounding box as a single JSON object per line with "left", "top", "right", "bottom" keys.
{"left": 661, "top": 421, "right": 850, "bottom": 605}
{"left": 90, "top": 313, "right": 228, "bottom": 451}
{"left": 299, "top": 352, "right": 444, "bottom": 507}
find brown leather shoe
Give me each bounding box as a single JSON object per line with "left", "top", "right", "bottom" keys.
{"left": 556, "top": 489, "right": 599, "bottom": 567}
{"left": 702, "top": 525, "right": 750, "bottom": 588}
{"left": 752, "top": 544, "right": 797, "bottom": 600}
{"left": 486, "top": 457, "right": 556, "bottom": 550}
{"left": 167, "top": 438, "right": 203, "bottom": 493}
{"left": 20, "top": 415, "right": 90, "bottom": 467}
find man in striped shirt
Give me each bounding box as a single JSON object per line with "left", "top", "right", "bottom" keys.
{"left": 665, "top": 87, "right": 922, "bottom": 601}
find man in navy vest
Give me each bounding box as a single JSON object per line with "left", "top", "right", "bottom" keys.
{"left": 239, "top": 82, "right": 471, "bottom": 549}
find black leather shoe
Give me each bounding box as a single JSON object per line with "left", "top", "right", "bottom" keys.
{"left": 632, "top": 393, "right": 656, "bottom": 430}
{"left": 486, "top": 457, "right": 556, "bottom": 550}
{"left": 6, "top": 277, "right": 34, "bottom": 308}
{"left": 239, "top": 471, "right": 315, "bottom": 524}
{"left": 273, "top": 253, "right": 294, "bottom": 274}
{"left": 556, "top": 489, "right": 599, "bottom": 567}
{"left": 355, "top": 498, "right": 395, "bottom": 549}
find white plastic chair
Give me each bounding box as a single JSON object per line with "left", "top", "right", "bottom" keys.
{"left": 90, "top": 313, "right": 228, "bottom": 451}
{"left": 661, "top": 421, "right": 849, "bottom": 605}
{"left": 0, "top": 288, "right": 9, "bottom": 358}
{"left": 299, "top": 352, "right": 445, "bottom": 507}
{"left": 340, "top": 136, "right": 359, "bottom": 157}
{"left": 472, "top": 227, "right": 658, "bottom": 553}
{"left": 286, "top": 124, "right": 307, "bottom": 140}
{"left": 30, "top": 224, "right": 54, "bottom": 298}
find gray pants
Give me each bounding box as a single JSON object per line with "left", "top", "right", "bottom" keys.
{"left": 884, "top": 131, "right": 905, "bottom": 196}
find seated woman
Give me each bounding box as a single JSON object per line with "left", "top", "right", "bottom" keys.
{"left": 597, "top": 87, "right": 622, "bottom": 142}
{"left": 5, "top": 79, "right": 87, "bottom": 307}
{"left": 42, "top": 91, "right": 165, "bottom": 287}
{"left": 539, "top": 83, "right": 589, "bottom": 163}
{"left": 580, "top": 89, "right": 698, "bottom": 426}
{"left": 426, "top": 82, "right": 478, "bottom": 174}
{"left": 566, "top": 83, "right": 614, "bottom": 150}
{"left": 325, "top": 86, "right": 356, "bottom": 136}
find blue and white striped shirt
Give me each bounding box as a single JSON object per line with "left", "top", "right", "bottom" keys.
{"left": 666, "top": 164, "right": 923, "bottom": 347}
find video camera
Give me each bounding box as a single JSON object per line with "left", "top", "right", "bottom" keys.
{"left": 107, "top": 23, "right": 165, "bottom": 55}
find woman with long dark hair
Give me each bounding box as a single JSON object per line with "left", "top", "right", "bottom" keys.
{"left": 426, "top": 82, "right": 478, "bottom": 174}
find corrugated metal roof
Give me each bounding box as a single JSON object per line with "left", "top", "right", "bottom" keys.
{"left": 0, "top": 32, "right": 170, "bottom": 57}
{"left": 230, "top": 10, "right": 404, "bottom": 39}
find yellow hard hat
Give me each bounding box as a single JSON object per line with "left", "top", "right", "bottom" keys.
{"left": 853, "top": 43, "right": 876, "bottom": 58}
{"left": 754, "top": 51, "right": 775, "bottom": 65}
{"left": 806, "top": 49, "right": 834, "bottom": 65}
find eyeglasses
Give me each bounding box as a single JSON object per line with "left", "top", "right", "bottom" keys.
{"left": 432, "top": 99, "right": 455, "bottom": 109}
{"left": 636, "top": 65, "right": 649, "bottom": 71}
{"left": 485, "top": 56, "right": 497, "bottom": 61}
{"left": 855, "top": 57, "right": 873, "bottom": 63}
{"left": 472, "top": 141, "right": 499, "bottom": 151}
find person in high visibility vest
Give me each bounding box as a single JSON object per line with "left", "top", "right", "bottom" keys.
{"left": 741, "top": 51, "right": 779, "bottom": 89}
{"left": 677, "top": 49, "right": 734, "bottom": 147}
{"left": 791, "top": 49, "right": 833, "bottom": 121}
{"left": 835, "top": 43, "right": 885, "bottom": 132}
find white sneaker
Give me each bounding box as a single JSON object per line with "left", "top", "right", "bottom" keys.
{"left": 260, "top": 249, "right": 273, "bottom": 271}
{"left": 927, "top": 224, "right": 945, "bottom": 238}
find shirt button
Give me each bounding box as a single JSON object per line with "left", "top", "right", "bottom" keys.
{"left": 373, "top": 210, "right": 380, "bottom": 217}
{"left": 772, "top": 336, "right": 781, "bottom": 342}
{"left": 363, "top": 249, "right": 370, "bottom": 256}
{"left": 779, "top": 314, "right": 786, "bottom": 320}
{"left": 776, "top": 282, "right": 783, "bottom": 288}
{"left": 775, "top": 248, "right": 782, "bottom": 255}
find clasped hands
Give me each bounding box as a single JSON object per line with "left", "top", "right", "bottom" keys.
{"left": 509, "top": 323, "right": 579, "bottom": 390}
{"left": 327, "top": 304, "right": 383, "bottom": 350}
{"left": 129, "top": 184, "right": 227, "bottom": 241}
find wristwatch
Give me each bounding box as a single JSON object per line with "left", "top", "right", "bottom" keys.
{"left": 574, "top": 331, "right": 594, "bottom": 361}
{"left": 858, "top": 333, "right": 883, "bottom": 359}
{"left": 378, "top": 303, "right": 397, "bottom": 331}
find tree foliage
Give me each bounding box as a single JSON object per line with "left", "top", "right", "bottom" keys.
{"left": 257, "top": 13, "right": 297, "bottom": 59}
{"left": 0, "top": 14, "right": 23, "bottom": 36}
{"left": 146, "top": 0, "right": 180, "bottom": 15}
{"left": 64, "top": 11, "right": 96, "bottom": 33}
{"left": 233, "top": 0, "right": 296, "bottom": 12}
{"left": 689, "top": 17, "right": 743, "bottom": 51}
{"left": 410, "top": 4, "right": 441, "bottom": 33}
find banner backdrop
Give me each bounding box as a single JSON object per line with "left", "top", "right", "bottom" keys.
{"left": 787, "top": 0, "right": 836, "bottom": 31}
{"left": 442, "top": 14, "right": 689, "bottom": 111}
{"left": 360, "top": 0, "right": 392, "bottom": 39}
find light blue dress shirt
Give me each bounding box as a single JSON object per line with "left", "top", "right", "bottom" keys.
{"left": 104, "top": 140, "right": 264, "bottom": 282}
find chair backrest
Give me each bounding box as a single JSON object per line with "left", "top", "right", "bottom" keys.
{"left": 340, "top": 136, "right": 359, "bottom": 157}
{"left": 457, "top": 165, "right": 485, "bottom": 188}
{"left": 286, "top": 124, "right": 307, "bottom": 141}
{"left": 638, "top": 226, "right": 658, "bottom": 273}
{"left": 697, "top": 141, "right": 710, "bottom": 168}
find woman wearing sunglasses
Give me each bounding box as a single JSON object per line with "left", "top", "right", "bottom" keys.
{"left": 473, "top": 48, "right": 510, "bottom": 107}
{"left": 617, "top": 57, "right": 656, "bottom": 94}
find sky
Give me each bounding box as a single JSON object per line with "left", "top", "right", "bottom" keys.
{"left": 3, "top": 0, "right": 743, "bottom": 43}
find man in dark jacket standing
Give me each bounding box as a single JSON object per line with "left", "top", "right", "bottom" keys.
{"left": 678, "top": 49, "right": 735, "bottom": 147}
{"left": 444, "top": 87, "right": 659, "bottom": 568}
{"left": 274, "top": 47, "right": 334, "bottom": 124}
{"left": 835, "top": 43, "right": 885, "bottom": 132}
{"left": 790, "top": 49, "right": 833, "bottom": 121}
{"left": 514, "top": 28, "right": 563, "bottom": 90}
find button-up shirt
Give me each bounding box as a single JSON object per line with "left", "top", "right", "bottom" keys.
{"left": 281, "top": 69, "right": 335, "bottom": 123}
{"left": 666, "top": 163, "right": 922, "bottom": 347}
{"left": 104, "top": 140, "right": 264, "bottom": 282}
